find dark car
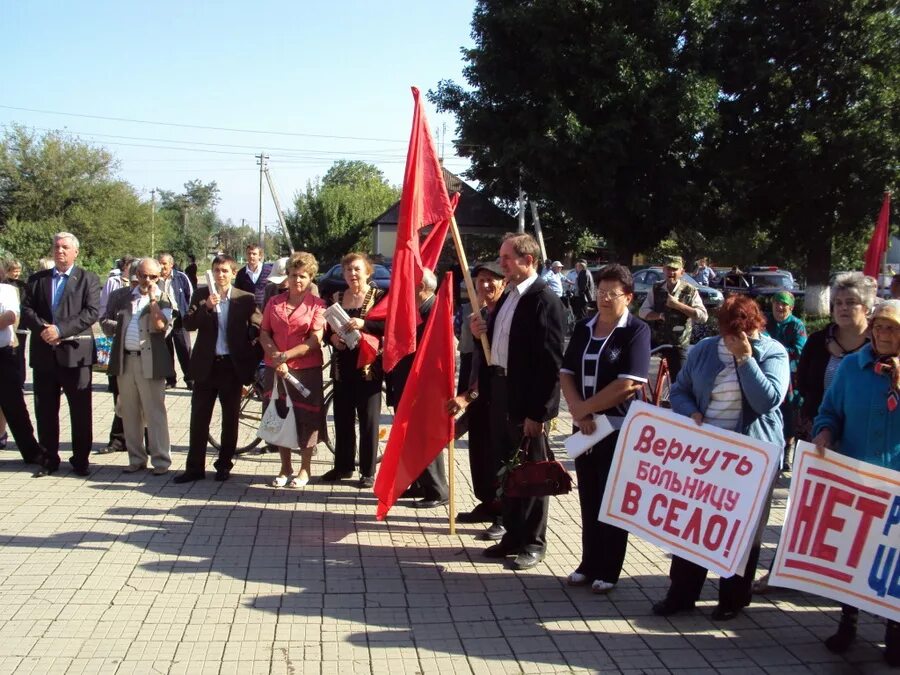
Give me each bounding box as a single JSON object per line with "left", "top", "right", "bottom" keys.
{"left": 317, "top": 263, "right": 392, "bottom": 298}
{"left": 716, "top": 267, "right": 804, "bottom": 299}
{"left": 632, "top": 267, "right": 725, "bottom": 310}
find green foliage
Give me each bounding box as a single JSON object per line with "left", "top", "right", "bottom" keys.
{"left": 696, "top": 0, "right": 900, "bottom": 285}
{"left": 157, "top": 180, "right": 222, "bottom": 264}
{"left": 286, "top": 160, "right": 400, "bottom": 265}
{"left": 0, "top": 124, "right": 154, "bottom": 273}
{"left": 430, "top": 0, "right": 722, "bottom": 261}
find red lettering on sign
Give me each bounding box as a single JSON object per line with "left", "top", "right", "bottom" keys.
{"left": 811, "top": 485, "right": 855, "bottom": 562}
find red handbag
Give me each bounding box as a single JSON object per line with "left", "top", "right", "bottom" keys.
{"left": 503, "top": 436, "right": 573, "bottom": 498}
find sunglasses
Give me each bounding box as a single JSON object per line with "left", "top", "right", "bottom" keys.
{"left": 138, "top": 274, "right": 159, "bottom": 281}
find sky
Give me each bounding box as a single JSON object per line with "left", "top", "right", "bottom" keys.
{"left": 1, "top": 1, "right": 477, "bottom": 233}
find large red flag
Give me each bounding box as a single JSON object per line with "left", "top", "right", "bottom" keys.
{"left": 374, "top": 273, "right": 455, "bottom": 520}
{"left": 380, "top": 87, "right": 453, "bottom": 373}
{"left": 366, "top": 191, "right": 458, "bottom": 323}
{"left": 863, "top": 192, "right": 892, "bottom": 277}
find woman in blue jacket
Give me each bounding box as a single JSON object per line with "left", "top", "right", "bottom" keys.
{"left": 812, "top": 299, "right": 900, "bottom": 666}
{"left": 652, "top": 294, "right": 789, "bottom": 620}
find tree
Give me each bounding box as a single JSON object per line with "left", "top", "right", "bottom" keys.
{"left": 286, "top": 160, "right": 400, "bottom": 265}
{"left": 430, "top": 0, "right": 721, "bottom": 262}
{"left": 157, "top": 180, "right": 222, "bottom": 264}
{"left": 0, "top": 124, "right": 154, "bottom": 272}
{"left": 697, "top": 0, "right": 900, "bottom": 314}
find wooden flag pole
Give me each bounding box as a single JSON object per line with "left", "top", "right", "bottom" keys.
{"left": 448, "top": 215, "right": 491, "bottom": 363}
{"left": 448, "top": 438, "right": 456, "bottom": 535}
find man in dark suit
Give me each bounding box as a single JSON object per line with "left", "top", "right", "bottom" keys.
{"left": 472, "top": 233, "right": 564, "bottom": 570}
{"left": 234, "top": 243, "right": 273, "bottom": 309}
{"left": 174, "top": 255, "right": 262, "bottom": 483}
{"left": 158, "top": 253, "right": 194, "bottom": 390}
{"left": 21, "top": 232, "right": 101, "bottom": 476}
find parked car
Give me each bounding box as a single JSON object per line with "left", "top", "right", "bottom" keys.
{"left": 316, "top": 263, "right": 392, "bottom": 298}
{"left": 716, "top": 266, "right": 804, "bottom": 299}
{"left": 632, "top": 267, "right": 725, "bottom": 310}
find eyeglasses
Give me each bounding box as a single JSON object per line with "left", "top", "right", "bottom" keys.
{"left": 597, "top": 291, "right": 628, "bottom": 301}
{"left": 138, "top": 274, "right": 159, "bottom": 281}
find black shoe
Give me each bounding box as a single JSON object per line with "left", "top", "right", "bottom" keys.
{"left": 483, "top": 543, "right": 519, "bottom": 559}
{"left": 456, "top": 503, "right": 495, "bottom": 524}
{"left": 411, "top": 498, "right": 449, "bottom": 509}
{"left": 0, "top": 432, "right": 8, "bottom": 449}
{"left": 214, "top": 470, "right": 231, "bottom": 482}
{"left": 358, "top": 476, "right": 374, "bottom": 489}
{"left": 165, "top": 381, "right": 176, "bottom": 390}
{"left": 825, "top": 609, "right": 858, "bottom": 654}
{"left": 652, "top": 596, "right": 696, "bottom": 617}
{"left": 320, "top": 468, "right": 353, "bottom": 482}
{"left": 512, "top": 550, "right": 545, "bottom": 570}
{"left": 480, "top": 523, "right": 506, "bottom": 541}
{"left": 185, "top": 382, "right": 194, "bottom": 391}
{"left": 33, "top": 461, "right": 60, "bottom": 478}
{"left": 71, "top": 464, "right": 90, "bottom": 477}
{"left": 401, "top": 485, "right": 424, "bottom": 499}
{"left": 711, "top": 604, "right": 743, "bottom": 621}
{"left": 173, "top": 472, "right": 205, "bottom": 484}
{"left": 96, "top": 443, "right": 126, "bottom": 455}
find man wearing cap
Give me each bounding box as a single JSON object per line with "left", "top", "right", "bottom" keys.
{"left": 541, "top": 261, "right": 565, "bottom": 299}
{"left": 767, "top": 291, "right": 807, "bottom": 470}
{"left": 638, "top": 255, "right": 707, "bottom": 380}
{"left": 451, "top": 260, "right": 507, "bottom": 527}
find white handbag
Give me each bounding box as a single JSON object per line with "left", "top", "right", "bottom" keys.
{"left": 257, "top": 377, "right": 299, "bottom": 448}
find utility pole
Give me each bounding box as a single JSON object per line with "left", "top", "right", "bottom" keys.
{"left": 256, "top": 152, "right": 269, "bottom": 247}
{"left": 150, "top": 188, "right": 156, "bottom": 255}
{"left": 517, "top": 168, "right": 526, "bottom": 234}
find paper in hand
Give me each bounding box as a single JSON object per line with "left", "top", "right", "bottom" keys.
{"left": 205, "top": 270, "right": 220, "bottom": 313}
{"left": 564, "top": 414, "right": 615, "bottom": 459}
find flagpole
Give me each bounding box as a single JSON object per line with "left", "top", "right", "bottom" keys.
{"left": 448, "top": 439, "right": 456, "bottom": 535}
{"left": 449, "top": 215, "right": 491, "bottom": 363}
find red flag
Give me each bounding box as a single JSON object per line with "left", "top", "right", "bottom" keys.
{"left": 374, "top": 273, "right": 455, "bottom": 520}
{"left": 863, "top": 192, "right": 891, "bottom": 277}
{"left": 366, "top": 192, "right": 458, "bottom": 323}
{"left": 380, "top": 87, "right": 453, "bottom": 373}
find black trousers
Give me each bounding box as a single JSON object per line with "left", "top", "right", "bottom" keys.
{"left": 33, "top": 364, "right": 93, "bottom": 470}
{"left": 457, "top": 351, "right": 473, "bottom": 396}
{"left": 571, "top": 296, "right": 588, "bottom": 321}
{"left": 490, "top": 372, "right": 549, "bottom": 554}
{"left": 575, "top": 432, "right": 629, "bottom": 583}
{"left": 14, "top": 333, "right": 27, "bottom": 386}
{"left": 467, "top": 396, "right": 497, "bottom": 506}
{"left": 332, "top": 374, "right": 382, "bottom": 478}
{"left": 107, "top": 376, "right": 126, "bottom": 449}
{"left": 166, "top": 322, "right": 192, "bottom": 385}
{"left": 413, "top": 453, "right": 449, "bottom": 501}
{"left": 657, "top": 344, "right": 688, "bottom": 383}
{"left": 0, "top": 346, "right": 42, "bottom": 462}
{"left": 186, "top": 358, "right": 242, "bottom": 475}
{"left": 665, "top": 477, "right": 775, "bottom": 609}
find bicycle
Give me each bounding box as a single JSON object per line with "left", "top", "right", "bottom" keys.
{"left": 208, "top": 364, "right": 266, "bottom": 455}
{"left": 642, "top": 344, "right": 673, "bottom": 407}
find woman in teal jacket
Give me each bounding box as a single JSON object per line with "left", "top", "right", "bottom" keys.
{"left": 652, "top": 295, "right": 789, "bottom": 621}
{"left": 812, "top": 299, "right": 900, "bottom": 666}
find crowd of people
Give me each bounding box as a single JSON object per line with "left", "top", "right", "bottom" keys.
{"left": 0, "top": 230, "right": 896, "bottom": 666}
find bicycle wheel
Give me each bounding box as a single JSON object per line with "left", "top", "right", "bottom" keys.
{"left": 208, "top": 386, "right": 265, "bottom": 454}
{"left": 655, "top": 361, "right": 672, "bottom": 408}
{"left": 321, "top": 390, "right": 336, "bottom": 455}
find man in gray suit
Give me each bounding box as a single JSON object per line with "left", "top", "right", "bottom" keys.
{"left": 101, "top": 258, "right": 175, "bottom": 475}
{"left": 22, "top": 232, "right": 100, "bottom": 477}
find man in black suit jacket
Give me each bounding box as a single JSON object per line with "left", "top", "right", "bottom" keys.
{"left": 234, "top": 243, "right": 273, "bottom": 309}
{"left": 472, "top": 233, "right": 564, "bottom": 570}
{"left": 174, "top": 255, "right": 262, "bottom": 484}
{"left": 21, "top": 232, "right": 101, "bottom": 476}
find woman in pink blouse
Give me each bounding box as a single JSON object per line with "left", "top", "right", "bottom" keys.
{"left": 258, "top": 252, "right": 327, "bottom": 487}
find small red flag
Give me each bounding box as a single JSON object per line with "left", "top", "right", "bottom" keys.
{"left": 374, "top": 273, "right": 456, "bottom": 520}
{"left": 380, "top": 87, "right": 453, "bottom": 373}
{"left": 863, "top": 192, "right": 891, "bottom": 278}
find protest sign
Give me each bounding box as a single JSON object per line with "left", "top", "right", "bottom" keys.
{"left": 598, "top": 400, "right": 781, "bottom": 577}
{"left": 770, "top": 441, "right": 900, "bottom": 622}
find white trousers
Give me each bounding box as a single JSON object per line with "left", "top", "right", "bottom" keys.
{"left": 117, "top": 353, "right": 171, "bottom": 469}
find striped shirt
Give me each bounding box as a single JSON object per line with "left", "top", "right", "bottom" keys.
{"left": 704, "top": 339, "right": 743, "bottom": 431}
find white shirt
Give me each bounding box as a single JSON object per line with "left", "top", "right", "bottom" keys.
{"left": 215, "top": 286, "right": 232, "bottom": 356}
{"left": 246, "top": 264, "right": 261, "bottom": 285}
{"left": 490, "top": 273, "right": 539, "bottom": 369}
{"left": 541, "top": 270, "right": 564, "bottom": 297}
{"left": 704, "top": 339, "right": 743, "bottom": 431}
{"left": 0, "top": 283, "right": 19, "bottom": 348}
{"left": 124, "top": 289, "right": 172, "bottom": 351}
{"left": 51, "top": 264, "right": 75, "bottom": 306}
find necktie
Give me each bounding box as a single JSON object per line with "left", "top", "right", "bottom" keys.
{"left": 52, "top": 273, "right": 68, "bottom": 318}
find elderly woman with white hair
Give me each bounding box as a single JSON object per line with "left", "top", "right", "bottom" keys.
{"left": 812, "top": 299, "right": 900, "bottom": 666}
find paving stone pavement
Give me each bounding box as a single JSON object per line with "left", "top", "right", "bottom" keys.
{"left": 0, "top": 363, "right": 894, "bottom": 675}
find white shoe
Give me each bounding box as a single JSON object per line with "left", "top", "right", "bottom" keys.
{"left": 288, "top": 473, "right": 309, "bottom": 488}
{"left": 567, "top": 571, "right": 589, "bottom": 586}
{"left": 270, "top": 474, "right": 291, "bottom": 488}
{"left": 591, "top": 580, "right": 616, "bottom": 594}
